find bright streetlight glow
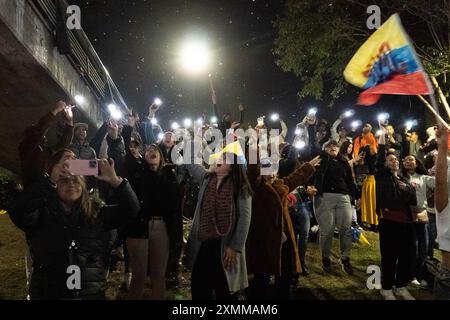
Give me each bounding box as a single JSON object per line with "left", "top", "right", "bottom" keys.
{"left": 184, "top": 118, "right": 192, "bottom": 128}
{"left": 151, "top": 118, "right": 158, "bottom": 125}
{"left": 211, "top": 116, "right": 218, "bottom": 124}
{"left": 308, "top": 108, "right": 318, "bottom": 116}
{"left": 179, "top": 39, "right": 211, "bottom": 74}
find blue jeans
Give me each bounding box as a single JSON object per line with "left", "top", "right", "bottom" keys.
{"left": 293, "top": 200, "right": 313, "bottom": 268}
{"left": 427, "top": 213, "right": 437, "bottom": 258}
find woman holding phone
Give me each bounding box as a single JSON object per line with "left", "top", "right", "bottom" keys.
{"left": 8, "top": 149, "right": 140, "bottom": 300}
{"left": 125, "top": 144, "right": 183, "bottom": 300}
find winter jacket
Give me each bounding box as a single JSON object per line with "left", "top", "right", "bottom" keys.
{"left": 19, "top": 112, "right": 74, "bottom": 188}
{"left": 8, "top": 176, "right": 140, "bottom": 300}
{"left": 69, "top": 140, "right": 96, "bottom": 160}
{"left": 375, "top": 144, "right": 417, "bottom": 219}
{"left": 123, "top": 159, "right": 183, "bottom": 250}
{"left": 246, "top": 162, "right": 315, "bottom": 276}
{"left": 314, "top": 151, "right": 356, "bottom": 203}
{"left": 184, "top": 164, "right": 252, "bottom": 294}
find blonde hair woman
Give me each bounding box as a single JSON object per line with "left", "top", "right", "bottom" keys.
{"left": 9, "top": 149, "right": 140, "bottom": 300}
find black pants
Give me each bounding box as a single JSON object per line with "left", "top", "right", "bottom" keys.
{"left": 379, "top": 219, "right": 416, "bottom": 290}
{"left": 191, "top": 239, "right": 235, "bottom": 300}
{"left": 249, "top": 240, "right": 294, "bottom": 300}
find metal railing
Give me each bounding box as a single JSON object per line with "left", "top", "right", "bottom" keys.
{"left": 29, "top": 0, "right": 129, "bottom": 112}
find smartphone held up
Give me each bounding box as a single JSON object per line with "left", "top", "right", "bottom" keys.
{"left": 67, "top": 160, "right": 99, "bottom": 176}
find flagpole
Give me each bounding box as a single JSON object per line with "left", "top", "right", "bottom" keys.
{"left": 419, "top": 94, "right": 450, "bottom": 130}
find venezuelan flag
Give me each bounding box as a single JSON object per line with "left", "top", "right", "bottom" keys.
{"left": 344, "top": 14, "right": 433, "bottom": 105}
{"left": 210, "top": 141, "right": 247, "bottom": 166}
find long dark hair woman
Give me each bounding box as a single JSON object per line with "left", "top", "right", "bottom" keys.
{"left": 8, "top": 149, "right": 140, "bottom": 300}
{"left": 124, "top": 144, "right": 183, "bottom": 300}
{"left": 376, "top": 123, "right": 418, "bottom": 300}
{"left": 184, "top": 152, "right": 253, "bottom": 300}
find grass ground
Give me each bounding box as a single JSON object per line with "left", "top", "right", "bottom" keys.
{"left": 0, "top": 214, "right": 439, "bottom": 300}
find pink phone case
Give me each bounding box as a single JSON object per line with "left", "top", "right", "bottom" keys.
{"left": 67, "top": 160, "right": 98, "bottom": 176}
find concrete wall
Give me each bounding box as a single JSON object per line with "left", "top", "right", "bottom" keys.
{"left": 0, "top": 0, "right": 105, "bottom": 174}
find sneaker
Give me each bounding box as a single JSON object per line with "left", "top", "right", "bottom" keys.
{"left": 410, "top": 278, "right": 421, "bottom": 286}
{"left": 322, "top": 257, "right": 331, "bottom": 273}
{"left": 340, "top": 258, "right": 353, "bottom": 275}
{"left": 380, "top": 289, "right": 397, "bottom": 300}
{"left": 394, "top": 287, "right": 416, "bottom": 300}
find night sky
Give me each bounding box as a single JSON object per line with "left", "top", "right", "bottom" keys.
{"left": 71, "top": 0, "right": 429, "bottom": 136}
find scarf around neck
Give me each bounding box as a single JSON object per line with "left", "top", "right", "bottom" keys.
{"left": 198, "top": 174, "right": 234, "bottom": 241}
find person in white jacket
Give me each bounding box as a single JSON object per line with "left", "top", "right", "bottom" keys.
{"left": 403, "top": 155, "right": 435, "bottom": 286}
{"left": 331, "top": 114, "right": 353, "bottom": 147}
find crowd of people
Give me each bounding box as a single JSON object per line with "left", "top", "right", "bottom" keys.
{"left": 5, "top": 100, "right": 450, "bottom": 300}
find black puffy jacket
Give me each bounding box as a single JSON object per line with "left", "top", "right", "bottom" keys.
{"left": 8, "top": 176, "right": 140, "bottom": 300}
{"left": 123, "top": 160, "right": 183, "bottom": 250}
{"left": 313, "top": 151, "right": 357, "bottom": 203}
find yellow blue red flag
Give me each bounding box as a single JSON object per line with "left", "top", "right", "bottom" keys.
{"left": 344, "top": 14, "right": 433, "bottom": 105}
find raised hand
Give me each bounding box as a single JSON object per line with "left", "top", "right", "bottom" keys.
{"left": 149, "top": 103, "right": 159, "bottom": 117}
{"left": 52, "top": 101, "right": 67, "bottom": 116}
{"left": 63, "top": 106, "right": 73, "bottom": 126}
{"left": 107, "top": 119, "right": 119, "bottom": 140}
{"left": 50, "top": 161, "right": 72, "bottom": 185}
{"left": 96, "top": 159, "right": 123, "bottom": 188}
{"left": 435, "top": 123, "right": 449, "bottom": 150}
{"left": 306, "top": 185, "right": 318, "bottom": 196}
{"left": 308, "top": 155, "right": 321, "bottom": 167}
{"left": 231, "top": 122, "right": 241, "bottom": 129}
